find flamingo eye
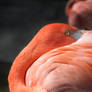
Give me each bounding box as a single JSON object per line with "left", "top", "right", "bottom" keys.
{"left": 65, "top": 30, "right": 72, "bottom": 36}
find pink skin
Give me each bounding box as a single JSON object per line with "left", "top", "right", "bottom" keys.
{"left": 66, "top": 0, "right": 92, "bottom": 29}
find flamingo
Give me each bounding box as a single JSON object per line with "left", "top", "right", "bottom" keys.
{"left": 66, "top": 0, "right": 92, "bottom": 29}
{"left": 8, "top": 23, "right": 83, "bottom": 92}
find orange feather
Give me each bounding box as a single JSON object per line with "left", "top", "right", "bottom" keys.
{"left": 26, "top": 31, "right": 92, "bottom": 92}
{"left": 8, "top": 23, "right": 78, "bottom": 92}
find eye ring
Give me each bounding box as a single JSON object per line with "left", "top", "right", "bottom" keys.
{"left": 65, "top": 30, "right": 72, "bottom": 36}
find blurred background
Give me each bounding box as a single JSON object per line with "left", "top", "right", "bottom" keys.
{"left": 0, "top": 0, "right": 68, "bottom": 92}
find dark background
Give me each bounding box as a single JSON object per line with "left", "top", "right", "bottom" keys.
{"left": 0, "top": 0, "right": 68, "bottom": 92}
